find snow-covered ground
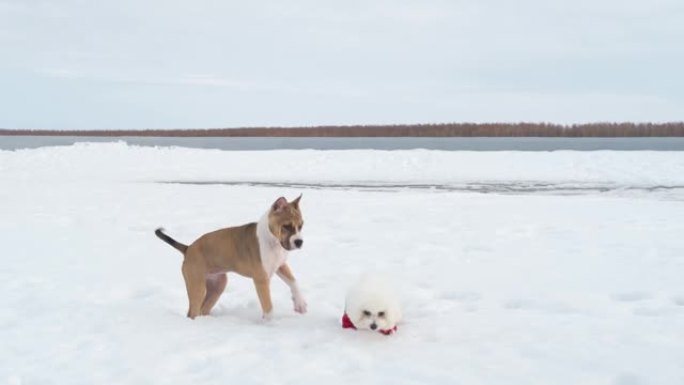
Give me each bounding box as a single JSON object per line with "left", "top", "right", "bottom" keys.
{"left": 1, "top": 143, "right": 683, "bottom": 385}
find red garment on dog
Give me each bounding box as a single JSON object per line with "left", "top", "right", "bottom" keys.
{"left": 342, "top": 312, "right": 397, "bottom": 335}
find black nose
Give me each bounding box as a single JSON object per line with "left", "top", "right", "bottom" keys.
{"left": 370, "top": 323, "right": 377, "bottom": 330}
{"left": 294, "top": 239, "right": 303, "bottom": 248}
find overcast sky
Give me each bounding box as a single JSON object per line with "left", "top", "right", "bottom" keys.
{"left": 1, "top": 0, "right": 683, "bottom": 129}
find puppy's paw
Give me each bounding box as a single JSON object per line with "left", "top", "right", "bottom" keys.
{"left": 293, "top": 296, "right": 308, "bottom": 314}
{"left": 262, "top": 311, "right": 273, "bottom": 321}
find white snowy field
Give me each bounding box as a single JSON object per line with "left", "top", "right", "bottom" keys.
{"left": 1, "top": 143, "right": 684, "bottom": 385}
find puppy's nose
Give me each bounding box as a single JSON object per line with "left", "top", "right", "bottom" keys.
{"left": 370, "top": 323, "right": 377, "bottom": 330}
{"left": 294, "top": 239, "right": 303, "bottom": 248}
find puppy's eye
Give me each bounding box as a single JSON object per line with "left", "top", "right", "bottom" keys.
{"left": 298, "top": 223, "right": 303, "bottom": 231}
{"left": 378, "top": 311, "right": 385, "bottom": 318}
{"left": 362, "top": 310, "right": 371, "bottom": 317}
{"left": 283, "top": 224, "right": 294, "bottom": 232}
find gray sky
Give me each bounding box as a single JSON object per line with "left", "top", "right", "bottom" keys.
{"left": 1, "top": 0, "right": 683, "bottom": 129}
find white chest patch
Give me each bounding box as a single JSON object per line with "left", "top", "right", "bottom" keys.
{"left": 256, "top": 213, "right": 288, "bottom": 277}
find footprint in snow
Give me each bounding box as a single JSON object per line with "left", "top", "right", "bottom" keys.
{"left": 439, "top": 291, "right": 482, "bottom": 302}
{"left": 502, "top": 299, "right": 577, "bottom": 314}
{"left": 611, "top": 292, "right": 653, "bottom": 302}
{"left": 632, "top": 306, "right": 682, "bottom": 317}
{"left": 612, "top": 372, "right": 645, "bottom": 385}
{"left": 672, "top": 296, "right": 684, "bottom": 306}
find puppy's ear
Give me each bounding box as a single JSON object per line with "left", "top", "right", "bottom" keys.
{"left": 291, "top": 194, "right": 302, "bottom": 208}
{"left": 272, "top": 197, "right": 288, "bottom": 212}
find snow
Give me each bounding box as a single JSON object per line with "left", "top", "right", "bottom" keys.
{"left": 1, "top": 143, "right": 683, "bottom": 385}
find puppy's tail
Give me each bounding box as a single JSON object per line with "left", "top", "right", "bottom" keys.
{"left": 155, "top": 228, "right": 188, "bottom": 254}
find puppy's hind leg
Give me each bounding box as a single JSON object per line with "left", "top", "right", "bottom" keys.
{"left": 182, "top": 259, "right": 207, "bottom": 319}
{"left": 201, "top": 273, "right": 228, "bottom": 316}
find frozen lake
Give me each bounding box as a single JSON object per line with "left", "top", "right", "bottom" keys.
{"left": 1, "top": 143, "right": 683, "bottom": 385}
{"left": 2, "top": 135, "right": 684, "bottom": 151}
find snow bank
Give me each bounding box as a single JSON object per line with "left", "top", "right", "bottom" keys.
{"left": 1, "top": 142, "right": 684, "bottom": 186}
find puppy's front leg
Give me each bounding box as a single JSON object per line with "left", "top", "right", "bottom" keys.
{"left": 253, "top": 278, "right": 273, "bottom": 319}
{"left": 276, "top": 264, "right": 307, "bottom": 314}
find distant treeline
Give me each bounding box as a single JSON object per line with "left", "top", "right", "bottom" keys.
{"left": 2, "top": 122, "right": 684, "bottom": 137}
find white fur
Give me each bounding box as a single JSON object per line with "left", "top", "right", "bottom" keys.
{"left": 276, "top": 269, "right": 307, "bottom": 314}
{"left": 256, "top": 211, "right": 288, "bottom": 278}
{"left": 345, "top": 274, "right": 402, "bottom": 332}
{"left": 256, "top": 210, "right": 307, "bottom": 315}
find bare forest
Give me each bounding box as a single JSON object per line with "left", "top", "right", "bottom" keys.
{"left": 2, "top": 122, "right": 683, "bottom": 137}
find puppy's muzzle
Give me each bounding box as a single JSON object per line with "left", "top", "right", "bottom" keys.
{"left": 294, "top": 239, "right": 303, "bottom": 248}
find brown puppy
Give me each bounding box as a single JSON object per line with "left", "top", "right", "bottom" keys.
{"left": 155, "top": 195, "right": 306, "bottom": 320}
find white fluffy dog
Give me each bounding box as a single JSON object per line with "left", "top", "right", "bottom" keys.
{"left": 343, "top": 275, "right": 402, "bottom": 335}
